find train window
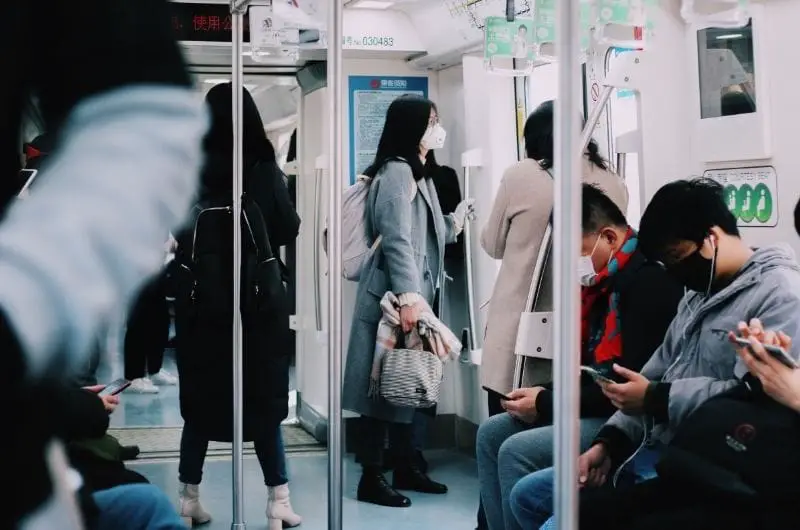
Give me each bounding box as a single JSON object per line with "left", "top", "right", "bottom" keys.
{"left": 697, "top": 21, "right": 756, "bottom": 119}
{"left": 526, "top": 62, "right": 589, "bottom": 122}
{"left": 527, "top": 62, "right": 558, "bottom": 110}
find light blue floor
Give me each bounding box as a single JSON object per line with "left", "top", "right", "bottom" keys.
{"left": 131, "top": 451, "right": 479, "bottom": 530}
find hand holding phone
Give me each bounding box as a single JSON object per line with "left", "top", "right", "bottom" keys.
{"left": 581, "top": 366, "right": 622, "bottom": 385}
{"left": 98, "top": 378, "right": 132, "bottom": 397}
{"left": 482, "top": 386, "right": 511, "bottom": 402}
{"left": 731, "top": 336, "right": 799, "bottom": 369}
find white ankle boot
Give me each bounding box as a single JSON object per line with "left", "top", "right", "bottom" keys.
{"left": 179, "top": 482, "right": 212, "bottom": 526}
{"left": 267, "top": 484, "right": 302, "bottom": 530}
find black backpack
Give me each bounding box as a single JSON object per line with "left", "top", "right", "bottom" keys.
{"left": 175, "top": 193, "right": 285, "bottom": 322}
{"left": 656, "top": 380, "right": 800, "bottom": 506}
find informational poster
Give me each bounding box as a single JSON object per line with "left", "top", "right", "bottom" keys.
{"left": 704, "top": 166, "right": 778, "bottom": 227}
{"left": 348, "top": 76, "right": 429, "bottom": 184}
{"left": 484, "top": 16, "right": 535, "bottom": 60}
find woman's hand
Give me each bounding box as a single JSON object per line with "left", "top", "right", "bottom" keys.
{"left": 400, "top": 304, "right": 420, "bottom": 333}
{"left": 731, "top": 319, "right": 800, "bottom": 413}
{"left": 453, "top": 198, "right": 476, "bottom": 230}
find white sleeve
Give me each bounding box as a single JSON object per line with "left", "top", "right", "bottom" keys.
{"left": 0, "top": 85, "right": 207, "bottom": 376}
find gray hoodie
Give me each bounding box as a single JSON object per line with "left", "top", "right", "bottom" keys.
{"left": 599, "top": 244, "right": 800, "bottom": 454}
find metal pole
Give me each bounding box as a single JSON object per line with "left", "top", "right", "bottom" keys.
{"left": 581, "top": 85, "right": 614, "bottom": 153}
{"left": 554, "top": 0, "right": 582, "bottom": 527}
{"left": 327, "top": 0, "right": 344, "bottom": 528}
{"left": 616, "top": 152, "right": 628, "bottom": 180}
{"left": 230, "top": 3, "right": 246, "bottom": 529}
{"left": 462, "top": 165, "right": 478, "bottom": 351}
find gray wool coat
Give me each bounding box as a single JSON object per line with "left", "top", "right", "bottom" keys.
{"left": 342, "top": 160, "right": 458, "bottom": 424}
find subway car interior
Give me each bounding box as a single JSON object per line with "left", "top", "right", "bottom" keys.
{"left": 20, "top": 0, "right": 800, "bottom": 528}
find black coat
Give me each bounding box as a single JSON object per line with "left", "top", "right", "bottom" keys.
{"left": 174, "top": 156, "right": 300, "bottom": 442}
{"left": 534, "top": 250, "right": 685, "bottom": 423}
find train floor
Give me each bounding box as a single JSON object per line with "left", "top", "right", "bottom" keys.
{"left": 130, "top": 450, "right": 480, "bottom": 530}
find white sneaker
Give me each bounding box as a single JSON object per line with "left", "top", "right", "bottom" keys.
{"left": 179, "top": 483, "right": 212, "bottom": 526}
{"left": 151, "top": 369, "right": 178, "bottom": 386}
{"left": 267, "top": 484, "right": 302, "bottom": 530}
{"left": 129, "top": 377, "right": 159, "bottom": 394}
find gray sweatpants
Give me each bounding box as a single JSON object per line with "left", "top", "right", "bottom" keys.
{"left": 476, "top": 413, "right": 607, "bottom": 530}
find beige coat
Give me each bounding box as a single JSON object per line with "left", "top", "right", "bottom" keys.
{"left": 480, "top": 157, "right": 629, "bottom": 394}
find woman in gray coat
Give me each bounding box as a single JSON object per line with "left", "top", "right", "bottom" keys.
{"left": 342, "top": 94, "right": 474, "bottom": 508}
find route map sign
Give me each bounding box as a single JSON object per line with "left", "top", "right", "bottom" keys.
{"left": 704, "top": 166, "right": 778, "bottom": 227}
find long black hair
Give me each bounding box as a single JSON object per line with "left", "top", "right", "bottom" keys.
{"left": 363, "top": 94, "right": 436, "bottom": 181}
{"left": 204, "top": 82, "right": 277, "bottom": 166}
{"left": 523, "top": 99, "right": 607, "bottom": 171}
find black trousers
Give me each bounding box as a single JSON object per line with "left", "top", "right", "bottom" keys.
{"left": 356, "top": 416, "right": 415, "bottom": 470}
{"left": 123, "top": 273, "right": 170, "bottom": 380}
{"left": 578, "top": 477, "right": 794, "bottom": 530}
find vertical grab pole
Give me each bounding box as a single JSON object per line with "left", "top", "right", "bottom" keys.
{"left": 230, "top": 1, "right": 247, "bottom": 528}
{"left": 326, "top": 0, "right": 344, "bottom": 529}
{"left": 554, "top": 0, "right": 581, "bottom": 528}
{"left": 462, "top": 164, "right": 478, "bottom": 352}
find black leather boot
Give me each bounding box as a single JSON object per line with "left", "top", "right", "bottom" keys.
{"left": 357, "top": 467, "right": 411, "bottom": 508}
{"left": 393, "top": 464, "right": 448, "bottom": 494}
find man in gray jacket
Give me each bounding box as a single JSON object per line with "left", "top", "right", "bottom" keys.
{"left": 508, "top": 178, "right": 800, "bottom": 528}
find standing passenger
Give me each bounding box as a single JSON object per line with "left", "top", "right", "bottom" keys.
{"left": 342, "top": 94, "right": 474, "bottom": 508}
{"left": 174, "top": 83, "right": 302, "bottom": 529}
{"left": 476, "top": 100, "right": 628, "bottom": 530}
{"left": 480, "top": 99, "right": 629, "bottom": 411}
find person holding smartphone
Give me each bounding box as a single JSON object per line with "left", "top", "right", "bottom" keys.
{"left": 476, "top": 184, "right": 683, "bottom": 530}
{"left": 734, "top": 322, "right": 800, "bottom": 413}
{"left": 517, "top": 179, "right": 800, "bottom": 530}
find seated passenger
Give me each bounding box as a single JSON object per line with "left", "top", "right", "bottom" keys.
{"left": 480, "top": 100, "right": 629, "bottom": 415}
{"left": 476, "top": 184, "right": 682, "bottom": 530}
{"left": 55, "top": 384, "right": 149, "bottom": 493}
{"left": 510, "top": 178, "right": 800, "bottom": 529}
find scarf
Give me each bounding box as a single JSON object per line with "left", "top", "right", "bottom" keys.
{"left": 368, "top": 292, "right": 462, "bottom": 399}
{"left": 580, "top": 228, "right": 638, "bottom": 365}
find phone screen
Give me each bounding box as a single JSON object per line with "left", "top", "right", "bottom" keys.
{"left": 482, "top": 386, "right": 510, "bottom": 401}
{"left": 17, "top": 169, "right": 38, "bottom": 197}
{"left": 98, "top": 378, "right": 131, "bottom": 396}
{"left": 733, "top": 337, "right": 799, "bottom": 368}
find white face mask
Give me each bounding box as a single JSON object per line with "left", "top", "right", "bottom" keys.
{"left": 421, "top": 124, "right": 447, "bottom": 150}
{"left": 578, "top": 234, "right": 603, "bottom": 286}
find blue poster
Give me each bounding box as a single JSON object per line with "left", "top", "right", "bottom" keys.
{"left": 348, "top": 75, "right": 429, "bottom": 184}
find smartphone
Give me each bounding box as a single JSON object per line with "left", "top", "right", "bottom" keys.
{"left": 732, "top": 336, "right": 799, "bottom": 369}
{"left": 482, "top": 386, "right": 511, "bottom": 401}
{"left": 17, "top": 169, "right": 38, "bottom": 197}
{"left": 581, "top": 366, "right": 621, "bottom": 385}
{"left": 98, "top": 378, "right": 132, "bottom": 397}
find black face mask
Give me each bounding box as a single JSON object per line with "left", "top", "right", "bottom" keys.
{"left": 669, "top": 244, "right": 718, "bottom": 293}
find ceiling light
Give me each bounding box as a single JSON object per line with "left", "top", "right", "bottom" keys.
{"left": 715, "top": 33, "right": 743, "bottom": 39}
{"left": 351, "top": 1, "right": 394, "bottom": 9}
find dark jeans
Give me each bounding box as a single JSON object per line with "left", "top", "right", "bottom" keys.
{"left": 179, "top": 422, "right": 288, "bottom": 487}
{"left": 357, "top": 416, "right": 414, "bottom": 470}
{"left": 477, "top": 391, "right": 507, "bottom": 530}
{"left": 124, "top": 273, "right": 169, "bottom": 379}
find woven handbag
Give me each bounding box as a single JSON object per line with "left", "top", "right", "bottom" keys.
{"left": 379, "top": 324, "right": 444, "bottom": 408}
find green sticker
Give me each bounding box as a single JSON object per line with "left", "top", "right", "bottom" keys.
{"left": 753, "top": 183, "right": 773, "bottom": 224}
{"left": 737, "top": 184, "right": 755, "bottom": 223}
{"left": 724, "top": 185, "right": 739, "bottom": 219}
